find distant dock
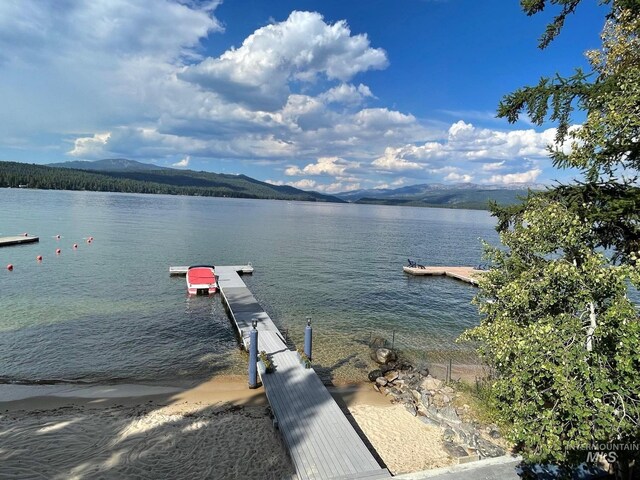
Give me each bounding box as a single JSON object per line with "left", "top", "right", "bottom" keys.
{"left": 0, "top": 235, "right": 39, "bottom": 247}
{"left": 403, "top": 265, "right": 484, "bottom": 286}
{"left": 171, "top": 264, "right": 390, "bottom": 480}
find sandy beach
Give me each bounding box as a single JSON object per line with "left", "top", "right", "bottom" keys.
{"left": 0, "top": 377, "right": 455, "bottom": 479}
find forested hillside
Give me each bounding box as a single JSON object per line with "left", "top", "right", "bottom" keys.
{"left": 0, "top": 161, "right": 343, "bottom": 202}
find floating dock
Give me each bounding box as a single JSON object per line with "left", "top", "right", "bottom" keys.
{"left": 403, "top": 265, "right": 484, "bottom": 286}
{"left": 0, "top": 235, "right": 39, "bottom": 247}
{"left": 169, "top": 264, "right": 253, "bottom": 276}
{"left": 213, "top": 265, "right": 390, "bottom": 480}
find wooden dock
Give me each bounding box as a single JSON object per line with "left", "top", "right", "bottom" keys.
{"left": 215, "top": 265, "right": 390, "bottom": 480}
{"left": 403, "top": 265, "right": 484, "bottom": 286}
{"left": 0, "top": 235, "right": 39, "bottom": 247}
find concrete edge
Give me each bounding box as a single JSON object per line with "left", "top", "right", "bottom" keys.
{"left": 393, "top": 455, "right": 522, "bottom": 479}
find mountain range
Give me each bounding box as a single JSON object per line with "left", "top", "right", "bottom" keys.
{"left": 334, "top": 182, "right": 543, "bottom": 210}
{"left": 1, "top": 158, "right": 540, "bottom": 209}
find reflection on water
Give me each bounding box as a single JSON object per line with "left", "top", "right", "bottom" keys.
{"left": 0, "top": 189, "right": 498, "bottom": 384}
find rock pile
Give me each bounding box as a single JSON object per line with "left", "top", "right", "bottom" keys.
{"left": 368, "top": 348, "right": 505, "bottom": 463}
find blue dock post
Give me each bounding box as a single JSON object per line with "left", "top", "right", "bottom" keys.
{"left": 304, "top": 316, "right": 312, "bottom": 360}
{"left": 249, "top": 321, "right": 258, "bottom": 389}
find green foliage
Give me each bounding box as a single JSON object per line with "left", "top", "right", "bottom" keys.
{"left": 296, "top": 349, "right": 312, "bottom": 369}
{"left": 462, "top": 198, "right": 640, "bottom": 470}
{"left": 463, "top": 3, "right": 640, "bottom": 474}
{"left": 0, "top": 161, "right": 344, "bottom": 203}
{"left": 258, "top": 350, "right": 273, "bottom": 373}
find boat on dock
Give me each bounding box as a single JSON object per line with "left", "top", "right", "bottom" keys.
{"left": 186, "top": 265, "right": 218, "bottom": 295}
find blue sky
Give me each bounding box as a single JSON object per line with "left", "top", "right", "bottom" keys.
{"left": 0, "top": 0, "right": 607, "bottom": 192}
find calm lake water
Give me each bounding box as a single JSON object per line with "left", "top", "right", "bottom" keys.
{"left": 0, "top": 189, "right": 498, "bottom": 385}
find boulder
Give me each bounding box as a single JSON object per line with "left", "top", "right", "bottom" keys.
{"left": 442, "top": 386, "right": 455, "bottom": 395}
{"left": 404, "top": 403, "right": 417, "bottom": 416}
{"left": 443, "top": 428, "right": 456, "bottom": 442}
{"left": 368, "top": 369, "right": 383, "bottom": 382}
{"left": 380, "top": 362, "right": 396, "bottom": 374}
{"left": 410, "top": 389, "right": 422, "bottom": 402}
{"left": 371, "top": 348, "right": 397, "bottom": 365}
{"left": 438, "top": 405, "right": 461, "bottom": 424}
{"left": 375, "top": 377, "right": 388, "bottom": 387}
{"left": 442, "top": 441, "right": 469, "bottom": 459}
{"left": 475, "top": 437, "right": 505, "bottom": 458}
{"left": 384, "top": 370, "right": 399, "bottom": 383}
{"left": 419, "top": 416, "right": 440, "bottom": 427}
{"left": 421, "top": 376, "right": 442, "bottom": 391}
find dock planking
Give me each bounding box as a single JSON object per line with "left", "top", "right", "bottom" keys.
{"left": 214, "top": 265, "right": 390, "bottom": 480}
{"left": 403, "top": 265, "right": 484, "bottom": 286}
{"left": 0, "top": 235, "right": 39, "bottom": 247}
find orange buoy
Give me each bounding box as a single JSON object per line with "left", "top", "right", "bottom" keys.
{"left": 73, "top": 243, "right": 78, "bottom": 249}
{"left": 36, "top": 255, "right": 42, "bottom": 261}
{"left": 56, "top": 248, "right": 61, "bottom": 255}
{"left": 7, "top": 264, "right": 13, "bottom": 271}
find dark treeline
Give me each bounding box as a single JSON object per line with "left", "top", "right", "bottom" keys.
{"left": 0, "top": 161, "right": 343, "bottom": 202}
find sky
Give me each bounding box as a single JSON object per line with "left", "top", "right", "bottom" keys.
{"left": 0, "top": 0, "right": 609, "bottom": 193}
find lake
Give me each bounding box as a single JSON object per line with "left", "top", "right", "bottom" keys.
{"left": 0, "top": 189, "right": 498, "bottom": 385}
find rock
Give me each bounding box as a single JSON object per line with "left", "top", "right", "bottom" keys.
{"left": 443, "top": 428, "right": 456, "bottom": 442}
{"left": 432, "top": 392, "right": 446, "bottom": 408}
{"left": 368, "top": 369, "right": 383, "bottom": 382}
{"left": 372, "top": 348, "right": 397, "bottom": 365}
{"left": 442, "top": 394, "right": 451, "bottom": 404}
{"left": 419, "top": 416, "right": 440, "bottom": 427}
{"left": 380, "top": 364, "right": 394, "bottom": 375}
{"left": 384, "top": 370, "right": 399, "bottom": 383}
{"left": 421, "top": 376, "right": 442, "bottom": 391}
{"left": 373, "top": 384, "right": 380, "bottom": 393}
{"left": 420, "top": 392, "right": 431, "bottom": 408}
{"left": 410, "top": 389, "right": 421, "bottom": 402}
{"left": 375, "top": 377, "right": 388, "bottom": 387}
{"left": 442, "top": 386, "right": 455, "bottom": 395}
{"left": 438, "top": 405, "right": 461, "bottom": 424}
{"left": 442, "top": 441, "right": 469, "bottom": 459}
{"left": 418, "top": 367, "right": 429, "bottom": 377}
{"left": 475, "top": 437, "right": 505, "bottom": 458}
{"left": 416, "top": 404, "right": 428, "bottom": 417}
{"left": 487, "top": 424, "right": 501, "bottom": 439}
{"left": 404, "top": 403, "right": 417, "bottom": 416}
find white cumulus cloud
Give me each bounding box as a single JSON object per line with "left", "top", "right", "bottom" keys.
{"left": 180, "top": 11, "right": 387, "bottom": 111}
{"left": 488, "top": 168, "right": 542, "bottom": 184}
{"left": 172, "top": 155, "right": 190, "bottom": 168}
{"left": 285, "top": 156, "right": 359, "bottom": 176}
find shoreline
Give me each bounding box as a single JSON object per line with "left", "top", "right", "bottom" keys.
{"left": 0, "top": 375, "right": 459, "bottom": 477}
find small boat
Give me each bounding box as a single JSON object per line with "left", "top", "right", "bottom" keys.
{"left": 186, "top": 265, "right": 218, "bottom": 295}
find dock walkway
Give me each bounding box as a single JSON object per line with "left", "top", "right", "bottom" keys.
{"left": 215, "top": 265, "right": 390, "bottom": 480}
{"left": 403, "top": 265, "right": 484, "bottom": 286}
